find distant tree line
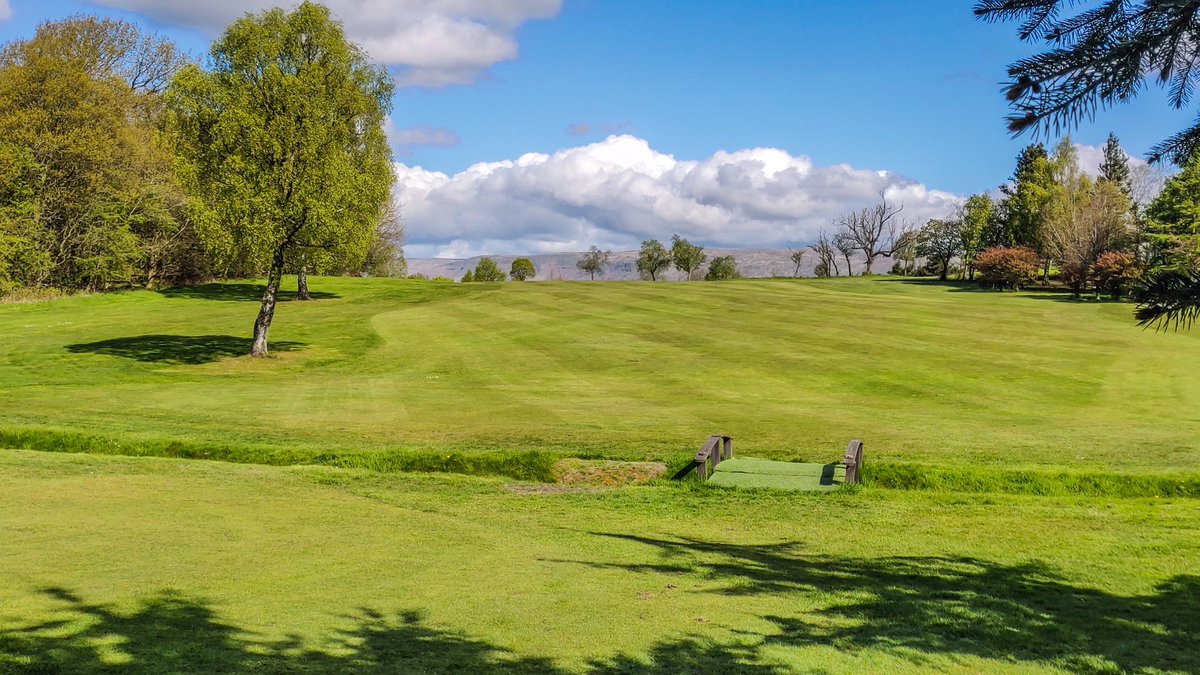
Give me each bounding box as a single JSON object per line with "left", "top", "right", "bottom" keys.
{"left": 0, "top": 4, "right": 407, "bottom": 355}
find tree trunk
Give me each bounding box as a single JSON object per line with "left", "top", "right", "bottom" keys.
{"left": 297, "top": 264, "right": 310, "bottom": 300}
{"left": 251, "top": 258, "right": 284, "bottom": 358}
{"left": 939, "top": 261, "right": 949, "bottom": 281}
{"left": 862, "top": 255, "right": 872, "bottom": 276}
{"left": 843, "top": 255, "right": 853, "bottom": 276}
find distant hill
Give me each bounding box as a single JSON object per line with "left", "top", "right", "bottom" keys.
{"left": 407, "top": 248, "right": 891, "bottom": 281}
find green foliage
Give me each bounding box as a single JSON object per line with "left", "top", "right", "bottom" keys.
{"left": 164, "top": 5, "right": 392, "bottom": 273}
{"left": 471, "top": 257, "right": 506, "bottom": 282}
{"left": 960, "top": 194, "right": 997, "bottom": 276}
{"left": 670, "top": 234, "right": 706, "bottom": 280}
{"left": 977, "top": 0, "right": 1200, "bottom": 164}
{"left": 916, "top": 218, "right": 964, "bottom": 281}
{"left": 164, "top": 2, "right": 394, "bottom": 354}
{"left": 1133, "top": 265, "right": 1200, "bottom": 330}
{"left": 636, "top": 239, "right": 670, "bottom": 281}
{"left": 509, "top": 257, "right": 536, "bottom": 281}
{"left": 1099, "top": 133, "right": 1132, "bottom": 196}
{"left": 704, "top": 255, "right": 740, "bottom": 281}
{"left": 0, "top": 16, "right": 202, "bottom": 293}
{"left": 1000, "top": 144, "right": 1056, "bottom": 251}
{"left": 975, "top": 246, "right": 1040, "bottom": 290}
{"left": 576, "top": 245, "right": 610, "bottom": 280}
{"left": 460, "top": 269, "right": 475, "bottom": 283}
{"left": 1144, "top": 150, "right": 1200, "bottom": 263}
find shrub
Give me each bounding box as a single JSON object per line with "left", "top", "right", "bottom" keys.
{"left": 472, "top": 257, "right": 506, "bottom": 282}
{"left": 1093, "top": 251, "right": 1142, "bottom": 298}
{"left": 509, "top": 257, "right": 536, "bottom": 281}
{"left": 705, "top": 255, "right": 740, "bottom": 280}
{"left": 975, "top": 246, "right": 1040, "bottom": 290}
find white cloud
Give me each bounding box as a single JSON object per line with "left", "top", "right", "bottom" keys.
{"left": 0, "top": 0, "right": 11, "bottom": 21}
{"left": 87, "top": 0, "right": 561, "bottom": 86}
{"left": 396, "top": 135, "right": 962, "bottom": 258}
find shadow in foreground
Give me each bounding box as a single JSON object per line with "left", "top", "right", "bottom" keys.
{"left": 159, "top": 283, "right": 338, "bottom": 302}
{"left": 66, "top": 335, "right": 304, "bottom": 364}
{"left": 0, "top": 587, "right": 780, "bottom": 674}
{"left": 566, "top": 533, "right": 1199, "bottom": 674}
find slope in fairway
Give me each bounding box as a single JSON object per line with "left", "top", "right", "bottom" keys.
{"left": 1, "top": 277, "right": 1198, "bottom": 473}
{"left": 1, "top": 451, "right": 1197, "bottom": 674}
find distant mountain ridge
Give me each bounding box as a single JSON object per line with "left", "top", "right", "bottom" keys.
{"left": 407, "top": 248, "right": 889, "bottom": 281}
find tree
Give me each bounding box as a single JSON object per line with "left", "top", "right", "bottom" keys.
{"left": 999, "top": 144, "right": 1056, "bottom": 258}
{"left": 1094, "top": 251, "right": 1142, "bottom": 299}
{"left": 1044, "top": 144, "right": 1132, "bottom": 297}
{"left": 916, "top": 218, "right": 964, "bottom": 281}
{"left": 976, "top": 0, "right": 1200, "bottom": 165}
{"left": 576, "top": 246, "right": 611, "bottom": 280}
{"left": 358, "top": 199, "right": 406, "bottom": 278}
{"left": 0, "top": 16, "right": 201, "bottom": 293}
{"left": 510, "top": 257, "right": 536, "bottom": 281}
{"left": 460, "top": 269, "right": 474, "bottom": 283}
{"left": 833, "top": 230, "right": 855, "bottom": 276}
{"left": 166, "top": 2, "right": 394, "bottom": 357}
{"left": 975, "top": 246, "right": 1040, "bottom": 290}
{"left": 472, "top": 257, "right": 506, "bottom": 282}
{"left": 669, "top": 234, "right": 706, "bottom": 280}
{"left": 838, "top": 190, "right": 905, "bottom": 274}
{"left": 960, "top": 194, "right": 995, "bottom": 280}
{"left": 705, "top": 255, "right": 740, "bottom": 281}
{"left": 636, "top": 239, "right": 670, "bottom": 281}
{"left": 788, "top": 249, "right": 805, "bottom": 277}
{"left": 1144, "top": 151, "right": 1200, "bottom": 265}
{"left": 1099, "top": 133, "right": 1132, "bottom": 196}
{"left": 889, "top": 229, "right": 920, "bottom": 276}
{"left": 813, "top": 228, "right": 839, "bottom": 277}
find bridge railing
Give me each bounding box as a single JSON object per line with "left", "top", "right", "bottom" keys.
{"left": 672, "top": 435, "right": 732, "bottom": 481}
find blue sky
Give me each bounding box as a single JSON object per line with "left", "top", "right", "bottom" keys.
{"left": 1, "top": 0, "right": 1186, "bottom": 256}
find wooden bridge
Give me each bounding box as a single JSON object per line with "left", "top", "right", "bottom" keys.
{"left": 673, "top": 435, "right": 863, "bottom": 492}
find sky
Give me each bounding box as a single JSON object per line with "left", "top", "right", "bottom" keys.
{"left": 0, "top": 0, "right": 1189, "bottom": 258}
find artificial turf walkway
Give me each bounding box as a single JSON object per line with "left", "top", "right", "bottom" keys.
{"left": 707, "top": 457, "right": 849, "bottom": 491}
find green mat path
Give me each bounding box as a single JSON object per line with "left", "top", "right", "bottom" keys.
{"left": 707, "top": 457, "right": 849, "bottom": 491}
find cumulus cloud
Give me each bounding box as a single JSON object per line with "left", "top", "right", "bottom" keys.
{"left": 396, "top": 135, "right": 961, "bottom": 258}
{"left": 87, "top": 0, "right": 561, "bottom": 86}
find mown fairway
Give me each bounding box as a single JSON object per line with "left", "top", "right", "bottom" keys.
{"left": 1, "top": 277, "right": 1198, "bottom": 473}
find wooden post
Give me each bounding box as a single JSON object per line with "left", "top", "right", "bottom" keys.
{"left": 843, "top": 439, "right": 864, "bottom": 484}
{"left": 722, "top": 436, "right": 733, "bottom": 460}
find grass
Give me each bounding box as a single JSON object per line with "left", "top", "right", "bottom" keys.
{"left": 3, "top": 276, "right": 1200, "bottom": 672}
{"left": 1, "top": 450, "right": 1197, "bottom": 674}
{"left": 1, "top": 276, "right": 1198, "bottom": 479}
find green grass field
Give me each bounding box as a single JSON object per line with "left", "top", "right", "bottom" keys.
{"left": 2, "top": 277, "right": 1199, "bottom": 673}
{"left": 1, "top": 277, "right": 1198, "bottom": 473}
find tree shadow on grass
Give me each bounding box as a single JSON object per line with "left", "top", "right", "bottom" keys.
{"left": 159, "top": 283, "right": 338, "bottom": 302}
{"left": 560, "top": 533, "right": 1199, "bottom": 674}
{"left": 0, "top": 587, "right": 784, "bottom": 674}
{"left": 880, "top": 277, "right": 1131, "bottom": 304}
{"left": 66, "top": 335, "right": 304, "bottom": 364}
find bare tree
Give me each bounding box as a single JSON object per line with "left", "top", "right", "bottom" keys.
{"left": 838, "top": 190, "right": 905, "bottom": 275}
{"left": 813, "top": 229, "right": 839, "bottom": 277}
{"left": 788, "top": 249, "right": 805, "bottom": 277}
{"left": 833, "top": 230, "right": 855, "bottom": 276}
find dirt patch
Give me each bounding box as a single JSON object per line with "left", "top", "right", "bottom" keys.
{"left": 551, "top": 458, "right": 668, "bottom": 487}
{"left": 503, "top": 483, "right": 607, "bottom": 495}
